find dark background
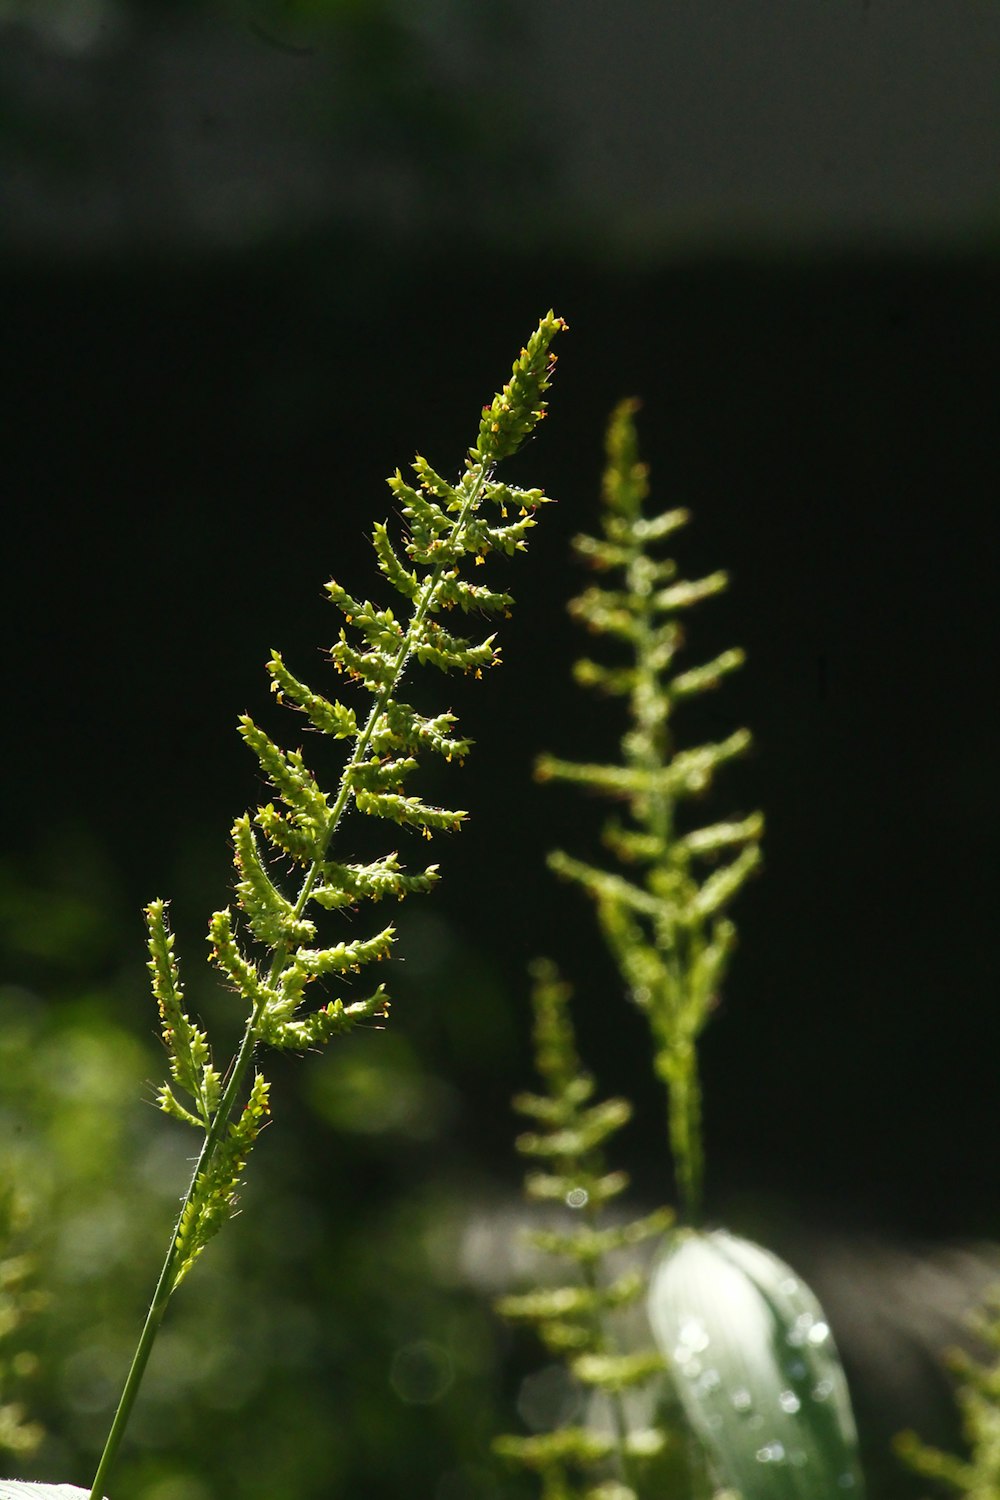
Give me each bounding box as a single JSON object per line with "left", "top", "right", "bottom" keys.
{"left": 3, "top": 4, "right": 999, "bottom": 1497}
{"left": 9, "top": 245, "right": 998, "bottom": 1234}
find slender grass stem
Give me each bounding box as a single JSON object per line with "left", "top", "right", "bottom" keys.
{"left": 580, "top": 1216, "right": 640, "bottom": 1496}
{"left": 88, "top": 991, "right": 267, "bottom": 1500}
{"left": 89, "top": 464, "right": 492, "bottom": 1499}
{"left": 660, "top": 1038, "right": 703, "bottom": 1227}
{"left": 625, "top": 539, "right": 704, "bottom": 1227}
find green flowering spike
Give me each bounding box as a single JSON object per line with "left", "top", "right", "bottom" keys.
{"left": 411, "top": 456, "right": 464, "bottom": 510}
{"left": 401, "top": 460, "right": 452, "bottom": 511}
{"left": 496, "top": 963, "right": 669, "bottom": 1498}
{"left": 145, "top": 901, "right": 186, "bottom": 1027}
{"left": 515, "top": 1097, "right": 633, "bottom": 1160}
{"left": 207, "top": 908, "right": 280, "bottom": 1012}
{"left": 472, "top": 310, "right": 567, "bottom": 465}
{"left": 87, "top": 315, "right": 564, "bottom": 1500}
{"left": 371, "top": 521, "right": 419, "bottom": 600}
{"left": 895, "top": 1285, "right": 1000, "bottom": 1498}
{"left": 526, "top": 1209, "right": 673, "bottom": 1266}
{"left": 266, "top": 652, "right": 357, "bottom": 738}
{"left": 598, "top": 397, "right": 646, "bottom": 509}
{"left": 411, "top": 619, "right": 498, "bottom": 675}
{"left": 322, "top": 580, "right": 368, "bottom": 623}
{"left": 572, "top": 1351, "right": 668, "bottom": 1393}
{"left": 569, "top": 587, "right": 643, "bottom": 643}
{"left": 500, "top": 1270, "right": 645, "bottom": 1329}
{"left": 354, "top": 790, "right": 465, "bottom": 833}
{"left": 156, "top": 1083, "right": 203, "bottom": 1129}
{"left": 538, "top": 399, "right": 762, "bottom": 1223}
{"left": 571, "top": 659, "right": 636, "bottom": 697}
{"left": 689, "top": 843, "right": 761, "bottom": 920}
{"left": 631, "top": 510, "right": 691, "bottom": 546}
{"left": 484, "top": 479, "right": 548, "bottom": 512}
{"left": 371, "top": 701, "right": 471, "bottom": 761}
{"left": 385, "top": 467, "right": 440, "bottom": 523}
{"left": 499, "top": 1286, "right": 598, "bottom": 1324}
{"left": 670, "top": 646, "right": 745, "bottom": 700}
{"left": 464, "top": 513, "right": 539, "bottom": 557}
{"left": 145, "top": 900, "right": 216, "bottom": 1124}
{"left": 325, "top": 587, "right": 406, "bottom": 655}
{"left": 515, "top": 1084, "right": 594, "bottom": 1127}
{"left": 254, "top": 802, "right": 322, "bottom": 864}
{"left": 539, "top": 758, "right": 677, "bottom": 802}
{"left": 647, "top": 1230, "right": 865, "bottom": 1500}
{"left": 495, "top": 1427, "right": 617, "bottom": 1470}
{"left": 258, "top": 985, "right": 389, "bottom": 1051}
{"left": 289, "top": 925, "right": 395, "bottom": 979}
{"left": 524, "top": 1169, "right": 630, "bottom": 1210}
{"left": 345, "top": 756, "right": 420, "bottom": 794}
{"left": 396, "top": 512, "right": 457, "bottom": 567}
{"left": 895, "top": 1438, "right": 979, "bottom": 1496}
{"left": 172, "top": 1074, "right": 271, "bottom": 1289}
{"left": 201, "top": 1066, "right": 222, "bottom": 1116}
{"left": 652, "top": 572, "right": 728, "bottom": 612}
{"left": 599, "top": 824, "right": 660, "bottom": 863}
{"left": 311, "top": 853, "right": 438, "bottom": 908}
{"left": 328, "top": 638, "right": 398, "bottom": 693}
{"left": 572, "top": 535, "right": 633, "bottom": 570}
{"left": 432, "top": 573, "right": 513, "bottom": 616}
{"left": 663, "top": 729, "right": 754, "bottom": 795}
{"left": 391, "top": 468, "right": 460, "bottom": 566}
{"left": 545, "top": 853, "right": 658, "bottom": 921}
{"left": 238, "top": 718, "right": 330, "bottom": 829}
{"left": 231, "top": 816, "right": 317, "bottom": 948}
{"left": 677, "top": 813, "right": 765, "bottom": 857}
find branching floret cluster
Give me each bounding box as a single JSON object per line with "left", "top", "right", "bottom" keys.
{"left": 896, "top": 1298, "right": 1000, "bottom": 1498}
{"left": 536, "top": 399, "right": 763, "bottom": 1223}
{"left": 495, "top": 961, "right": 671, "bottom": 1500}
{"left": 86, "top": 313, "right": 566, "bottom": 1500}
{"left": 504, "top": 401, "right": 867, "bottom": 1500}
{"left": 148, "top": 311, "right": 565, "bottom": 1285}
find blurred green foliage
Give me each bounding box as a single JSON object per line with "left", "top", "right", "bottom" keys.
{"left": 0, "top": 1183, "right": 44, "bottom": 1461}
{"left": 0, "top": 0, "right": 546, "bottom": 255}
{"left": 0, "top": 859, "right": 536, "bottom": 1499}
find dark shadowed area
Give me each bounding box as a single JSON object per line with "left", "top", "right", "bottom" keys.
{"left": 2, "top": 5, "right": 998, "bottom": 1499}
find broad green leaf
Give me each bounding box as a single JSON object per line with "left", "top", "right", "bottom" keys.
{"left": 0, "top": 1486, "right": 106, "bottom": 1500}
{"left": 648, "top": 1229, "right": 864, "bottom": 1499}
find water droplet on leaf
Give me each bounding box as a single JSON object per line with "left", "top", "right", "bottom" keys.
{"left": 756, "top": 1441, "right": 786, "bottom": 1464}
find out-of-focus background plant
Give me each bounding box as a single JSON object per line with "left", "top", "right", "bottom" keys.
{"left": 3, "top": 2, "right": 1000, "bottom": 1497}
{"left": 1, "top": 856, "right": 530, "bottom": 1500}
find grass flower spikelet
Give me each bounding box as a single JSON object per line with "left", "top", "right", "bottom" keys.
{"left": 84, "top": 312, "right": 565, "bottom": 1500}
{"left": 537, "top": 399, "right": 761, "bottom": 1224}
{"left": 495, "top": 961, "right": 671, "bottom": 1500}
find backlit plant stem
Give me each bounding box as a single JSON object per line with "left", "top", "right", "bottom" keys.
{"left": 88, "top": 313, "right": 565, "bottom": 1499}
{"left": 538, "top": 398, "right": 762, "bottom": 1227}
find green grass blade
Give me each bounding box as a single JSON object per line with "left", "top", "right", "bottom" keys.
{"left": 648, "top": 1229, "right": 864, "bottom": 1499}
